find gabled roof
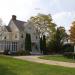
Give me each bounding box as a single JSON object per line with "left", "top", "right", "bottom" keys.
{"left": 8, "top": 15, "right": 27, "bottom": 31}
{"left": 13, "top": 20, "right": 26, "bottom": 31}
{"left": 8, "top": 19, "right": 26, "bottom": 32}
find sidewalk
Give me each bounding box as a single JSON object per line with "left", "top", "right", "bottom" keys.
{"left": 14, "top": 56, "right": 75, "bottom": 68}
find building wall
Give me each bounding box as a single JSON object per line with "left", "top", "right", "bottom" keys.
{"left": 24, "top": 22, "right": 40, "bottom": 54}
{"left": 0, "top": 21, "right": 41, "bottom": 54}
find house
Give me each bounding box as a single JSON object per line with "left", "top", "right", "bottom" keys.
{"left": 0, "top": 15, "right": 41, "bottom": 54}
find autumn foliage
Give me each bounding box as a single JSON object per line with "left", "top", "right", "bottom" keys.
{"left": 70, "top": 21, "right": 75, "bottom": 43}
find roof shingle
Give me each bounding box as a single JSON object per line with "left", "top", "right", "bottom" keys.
{"left": 13, "top": 20, "right": 26, "bottom": 31}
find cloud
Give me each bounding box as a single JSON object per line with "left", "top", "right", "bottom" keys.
{"left": 0, "top": 0, "right": 40, "bottom": 24}
{"left": 0, "top": 0, "right": 75, "bottom": 32}
{"left": 52, "top": 11, "right": 75, "bottom": 31}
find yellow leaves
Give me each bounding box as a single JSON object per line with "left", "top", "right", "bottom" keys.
{"left": 29, "top": 13, "right": 56, "bottom": 36}
{"left": 70, "top": 21, "right": 75, "bottom": 42}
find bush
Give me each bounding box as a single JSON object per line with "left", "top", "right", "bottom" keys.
{"left": 16, "top": 50, "right": 26, "bottom": 56}
{"left": 63, "top": 43, "right": 74, "bottom": 52}
{"left": 16, "top": 50, "right": 31, "bottom": 56}
{"left": 63, "top": 52, "right": 75, "bottom": 59}
{"left": 3, "top": 50, "right": 9, "bottom": 55}
{"left": 25, "top": 50, "right": 31, "bottom": 55}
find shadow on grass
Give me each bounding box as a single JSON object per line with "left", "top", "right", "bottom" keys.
{"left": 0, "top": 64, "right": 17, "bottom": 75}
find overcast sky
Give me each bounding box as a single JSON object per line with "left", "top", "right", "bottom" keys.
{"left": 0, "top": 0, "right": 75, "bottom": 31}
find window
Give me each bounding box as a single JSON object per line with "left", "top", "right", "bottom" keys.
{"left": 36, "top": 36, "right": 37, "bottom": 39}
{"left": 28, "top": 27, "right": 31, "bottom": 29}
{"left": 21, "top": 34, "right": 23, "bottom": 38}
{"left": 21, "top": 44, "right": 23, "bottom": 48}
{"left": 35, "top": 45, "right": 38, "bottom": 50}
{"left": 12, "top": 42, "right": 17, "bottom": 51}
{"left": 4, "top": 36, "right": 6, "bottom": 39}
{"left": 15, "top": 35, "right": 17, "bottom": 38}
{"left": 34, "top": 33, "right": 35, "bottom": 35}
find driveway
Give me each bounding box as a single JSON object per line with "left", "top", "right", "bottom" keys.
{"left": 14, "top": 56, "right": 75, "bottom": 68}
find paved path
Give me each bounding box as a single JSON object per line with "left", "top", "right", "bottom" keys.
{"left": 14, "top": 56, "right": 75, "bottom": 68}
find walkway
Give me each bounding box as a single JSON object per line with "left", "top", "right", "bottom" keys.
{"left": 14, "top": 56, "right": 75, "bottom": 68}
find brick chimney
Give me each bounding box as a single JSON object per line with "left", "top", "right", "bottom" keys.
{"left": 12, "top": 15, "right": 16, "bottom": 20}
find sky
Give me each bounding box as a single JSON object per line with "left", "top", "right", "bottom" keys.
{"left": 0, "top": 0, "right": 75, "bottom": 31}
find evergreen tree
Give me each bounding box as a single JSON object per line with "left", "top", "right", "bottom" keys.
{"left": 25, "top": 33, "right": 32, "bottom": 54}
{"left": 42, "top": 35, "right": 47, "bottom": 55}
{"left": 48, "top": 27, "right": 67, "bottom": 53}
{"left": 25, "top": 33, "right": 28, "bottom": 51}
{"left": 28, "top": 34, "right": 32, "bottom": 51}
{"left": 40, "top": 37, "right": 43, "bottom": 53}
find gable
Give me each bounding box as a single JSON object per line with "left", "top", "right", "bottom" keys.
{"left": 13, "top": 20, "right": 26, "bottom": 31}
{"left": 8, "top": 15, "right": 26, "bottom": 32}
{"left": 8, "top": 20, "right": 19, "bottom": 32}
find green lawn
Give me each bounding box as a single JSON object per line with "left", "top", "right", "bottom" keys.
{"left": 39, "top": 55, "right": 75, "bottom": 63}
{"left": 0, "top": 55, "right": 75, "bottom": 75}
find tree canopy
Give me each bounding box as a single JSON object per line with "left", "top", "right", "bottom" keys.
{"left": 29, "top": 13, "right": 56, "bottom": 36}
{"left": 70, "top": 21, "right": 75, "bottom": 43}
{"left": 48, "top": 26, "right": 68, "bottom": 53}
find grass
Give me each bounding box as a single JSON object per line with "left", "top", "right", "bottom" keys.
{"left": 39, "top": 55, "right": 75, "bottom": 63}
{"left": 0, "top": 55, "right": 75, "bottom": 75}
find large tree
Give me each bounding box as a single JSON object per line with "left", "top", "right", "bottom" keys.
{"left": 48, "top": 26, "right": 68, "bottom": 53}
{"left": 70, "top": 21, "right": 75, "bottom": 43}
{"left": 29, "top": 13, "right": 56, "bottom": 37}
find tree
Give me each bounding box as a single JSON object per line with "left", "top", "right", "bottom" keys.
{"left": 25, "top": 33, "right": 32, "bottom": 54}
{"left": 48, "top": 26, "right": 67, "bottom": 53}
{"left": 42, "top": 35, "right": 47, "bottom": 55}
{"left": 25, "top": 33, "right": 28, "bottom": 51}
{"left": 40, "top": 37, "right": 43, "bottom": 53}
{"left": 70, "top": 21, "right": 75, "bottom": 43}
{"left": 29, "top": 13, "right": 56, "bottom": 37}
{"left": 28, "top": 33, "right": 32, "bottom": 51}
{"left": 40, "top": 35, "right": 47, "bottom": 55}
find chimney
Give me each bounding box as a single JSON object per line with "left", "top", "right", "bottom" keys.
{"left": 12, "top": 15, "right": 16, "bottom": 20}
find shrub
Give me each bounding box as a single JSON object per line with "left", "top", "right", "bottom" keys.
{"left": 3, "top": 50, "right": 9, "bottom": 55}
{"left": 25, "top": 50, "right": 31, "bottom": 55}
{"left": 63, "top": 52, "right": 75, "bottom": 59}
{"left": 16, "top": 50, "right": 26, "bottom": 56}
{"left": 63, "top": 43, "right": 74, "bottom": 52}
